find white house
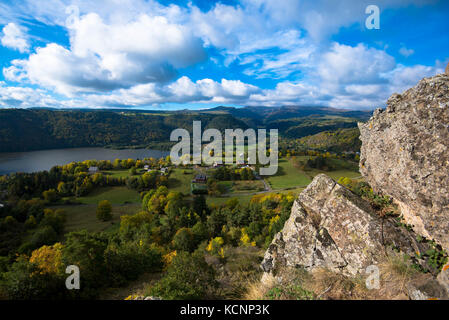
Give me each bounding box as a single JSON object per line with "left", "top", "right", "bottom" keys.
{"left": 88, "top": 166, "right": 99, "bottom": 174}
{"left": 143, "top": 165, "right": 150, "bottom": 170}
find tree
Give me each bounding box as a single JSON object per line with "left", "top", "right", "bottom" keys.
{"left": 25, "top": 215, "right": 37, "bottom": 229}
{"left": 57, "top": 181, "right": 69, "bottom": 196}
{"left": 192, "top": 195, "right": 208, "bottom": 219}
{"left": 42, "top": 189, "right": 59, "bottom": 203}
{"left": 172, "top": 228, "right": 195, "bottom": 252}
{"left": 148, "top": 251, "right": 217, "bottom": 299}
{"left": 104, "top": 241, "right": 163, "bottom": 286}
{"left": 61, "top": 231, "right": 108, "bottom": 298}
{"left": 29, "top": 242, "right": 64, "bottom": 275}
{"left": 0, "top": 256, "right": 66, "bottom": 299}
{"left": 96, "top": 200, "right": 112, "bottom": 221}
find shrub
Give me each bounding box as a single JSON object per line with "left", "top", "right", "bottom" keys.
{"left": 19, "top": 226, "right": 59, "bottom": 254}
{"left": 0, "top": 256, "right": 66, "bottom": 300}
{"left": 104, "top": 241, "right": 163, "bottom": 286}
{"left": 148, "top": 251, "right": 217, "bottom": 299}
{"left": 172, "top": 228, "right": 195, "bottom": 252}
{"left": 96, "top": 200, "right": 112, "bottom": 221}
{"left": 42, "top": 189, "right": 59, "bottom": 203}
{"left": 61, "top": 231, "right": 108, "bottom": 298}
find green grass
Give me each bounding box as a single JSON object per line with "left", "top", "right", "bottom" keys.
{"left": 206, "top": 194, "right": 254, "bottom": 206}
{"left": 167, "top": 168, "right": 195, "bottom": 194}
{"left": 265, "top": 157, "right": 359, "bottom": 190}
{"left": 57, "top": 203, "right": 141, "bottom": 233}
{"left": 102, "top": 170, "right": 132, "bottom": 178}
{"left": 231, "top": 180, "right": 265, "bottom": 193}
{"left": 266, "top": 158, "right": 312, "bottom": 190}
{"left": 77, "top": 186, "right": 141, "bottom": 205}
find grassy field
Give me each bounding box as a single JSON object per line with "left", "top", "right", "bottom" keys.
{"left": 59, "top": 156, "right": 359, "bottom": 232}
{"left": 167, "top": 168, "right": 195, "bottom": 194}
{"left": 59, "top": 203, "right": 141, "bottom": 233}
{"left": 102, "top": 170, "right": 131, "bottom": 178}
{"left": 231, "top": 180, "right": 265, "bottom": 193}
{"left": 265, "top": 157, "right": 360, "bottom": 190}
{"left": 266, "top": 158, "right": 312, "bottom": 189}
{"left": 77, "top": 186, "right": 141, "bottom": 205}
{"left": 207, "top": 194, "right": 254, "bottom": 206}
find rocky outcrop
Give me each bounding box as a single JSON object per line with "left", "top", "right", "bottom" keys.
{"left": 261, "top": 174, "right": 426, "bottom": 281}
{"left": 406, "top": 275, "right": 448, "bottom": 300}
{"left": 358, "top": 69, "right": 449, "bottom": 253}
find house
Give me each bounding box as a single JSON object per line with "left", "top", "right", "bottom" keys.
{"left": 88, "top": 166, "right": 99, "bottom": 174}
{"left": 191, "top": 174, "right": 208, "bottom": 194}
{"left": 143, "top": 165, "right": 150, "bottom": 170}
{"left": 192, "top": 174, "right": 207, "bottom": 183}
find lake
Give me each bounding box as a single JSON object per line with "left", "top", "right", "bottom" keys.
{"left": 0, "top": 148, "right": 169, "bottom": 175}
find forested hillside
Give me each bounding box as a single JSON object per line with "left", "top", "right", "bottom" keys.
{"left": 297, "top": 127, "right": 362, "bottom": 153}
{"left": 0, "top": 109, "right": 248, "bottom": 152}
{"left": 0, "top": 106, "right": 370, "bottom": 152}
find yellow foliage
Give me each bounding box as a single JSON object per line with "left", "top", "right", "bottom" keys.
{"left": 269, "top": 215, "right": 280, "bottom": 232}
{"left": 206, "top": 237, "right": 225, "bottom": 257}
{"left": 163, "top": 250, "right": 177, "bottom": 267}
{"left": 240, "top": 228, "right": 251, "bottom": 245}
{"left": 29, "top": 243, "right": 64, "bottom": 275}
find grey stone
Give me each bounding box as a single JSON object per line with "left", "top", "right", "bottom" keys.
{"left": 406, "top": 275, "right": 448, "bottom": 300}
{"left": 437, "top": 264, "right": 449, "bottom": 296}
{"left": 261, "top": 174, "right": 424, "bottom": 280}
{"left": 358, "top": 71, "right": 449, "bottom": 253}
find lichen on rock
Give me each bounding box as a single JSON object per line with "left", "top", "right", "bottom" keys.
{"left": 261, "top": 174, "right": 425, "bottom": 283}
{"left": 358, "top": 70, "right": 449, "bottom": 253}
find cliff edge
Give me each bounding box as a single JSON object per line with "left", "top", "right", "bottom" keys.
{"left": 358, "top": 67, "right": 449, "bottom": 253}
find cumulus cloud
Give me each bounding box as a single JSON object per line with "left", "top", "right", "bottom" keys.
{"left": 318, "top": 43, "right": 396, "bottom": 85}
{"left": 4, "top": 12, "right": 206, "bottom": 95}
{"left": 1, "top": 22, "right": 29, "bottom": 53}
{"left": 0, "top": 0, "right": 444, "bottom": 110}
{"left": 85, "top": 76, "right": 261, "bottom": 107}
{"left": 0, "top": 82, "right": 63, "bottom": 108}
{"left": 399, "top": 46, "right": 415, "bottom": 57}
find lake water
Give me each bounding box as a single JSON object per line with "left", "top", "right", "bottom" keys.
{"left": 0, "top": 148, "right": 169, "bottom": 175}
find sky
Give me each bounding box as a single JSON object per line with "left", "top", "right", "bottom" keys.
{"left": 0, "top": 0, "right": 447, "bottom": 110}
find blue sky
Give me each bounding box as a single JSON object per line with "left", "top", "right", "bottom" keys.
{"left": 0, "top": 0, "right": 447, "bottom": 110}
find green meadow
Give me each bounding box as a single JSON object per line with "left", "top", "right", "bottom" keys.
{"left": 58, "top": 156, "right": 359, "bottom": 234}
{"left": 77, "top": 186, "right": 141, "bottom": 205}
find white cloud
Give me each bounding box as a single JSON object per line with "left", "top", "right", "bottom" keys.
{"left": 0, "top": 0, "right": 444, "bottom": 110}
{"left": 4, "top": 12, "right": 206, "bottom": 95}
{"left": 85, "top": 76, "right": 261, "bottom": 107}
{"left": 0, "top": 83, "right": 64, "bottom": 108}
{"left": 1, "top": 22, "right": 29, "bottom": 53}
{"left": 399, "top": 46, "right": 415, "bottom": 57}
{"left": 384, "top": 64, "right": 443, "bottom": 93}
{"left": 318, "top": 43, "right": 396, "bottom": 85}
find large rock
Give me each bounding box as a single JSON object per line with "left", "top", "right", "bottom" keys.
{"left": 261, "top": 174, "right": 424, "bottom": 281}
{"left": 437, "top": 264, "right": 449, "bottom": 296}
{"left": 406, "top": 275, "right": 448, "bottom": 300}
{"left": 358, "top": 71, "right": 449, "bottom": 253}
